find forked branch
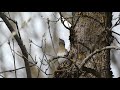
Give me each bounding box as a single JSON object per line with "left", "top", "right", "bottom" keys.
{"left": 0, "top": 12, "right": 32, "bottom": 78}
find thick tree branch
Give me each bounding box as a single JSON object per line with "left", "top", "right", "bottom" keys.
{"left": 0, "top": 12, "right": 32, "bottom": 78}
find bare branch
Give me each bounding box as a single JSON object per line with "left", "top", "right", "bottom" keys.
{"left": 8, "top": 40, "right": 17, "bottom": 78}
{"left": 0, "top": 64, "right": 35, "bottom": 74}
{"left": 47, "top": 18, "right": 57, "bottom": 55}
{"left": 112, "top": 31, "right": 120, "bottom": 36}
{"left": 0, "top": 12, "right": 32, "bottom": 78}
{"left": 76, "top": 46, "right": 120, "bottom": 69}
{"left": 114, "top": 37, "right": 120, "bottom": 44}
{"left": 59, "top": 12, "right": 72, "bottom": 30}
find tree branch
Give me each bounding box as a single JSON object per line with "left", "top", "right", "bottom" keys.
{"left": 0, "top": 64, "right": 35, "bottom": 74}
{"left": 0, "top": 12, "right": 32, "bottom": 78}
{"left": 59, "top": 12, "right": 72, "bottom": 30}
{"left": 76, "top": 46, "right": 120, "bottom": 70}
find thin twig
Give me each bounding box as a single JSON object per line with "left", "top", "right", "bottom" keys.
{"left": 112, "top": 31, "right": 120, "bottom": 36}
{"left": 30, "top": 40, "right": 54, "bottom": 57}
{"left": 0, "top": 64, "right": 35, "bottom": 74}
{"left": 47, "top": 18, "right": 57, "bottom": 56}
{"left": 9, "top": 48, "right": 31, "bottom": 64}
{"left": 59, "top": 12, "right": 71, "bottom": 30}
{"left": 8, "top": 40, "right": 17, "bottom": 78}
{"left": 114, "top": 37, "right": 120, "bottom": 44}
{"left": 12, "top": 39, "right": 17, "bottom": 78}
{"left": 40, "top": 13, "right": 60, "bottom": 23}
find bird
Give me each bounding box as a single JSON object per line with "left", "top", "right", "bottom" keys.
{"left": 57, "top": 38, "right": 68, "bottom": 64}
{"left": 57, "top": 38, "right": 68, "bottom": 57}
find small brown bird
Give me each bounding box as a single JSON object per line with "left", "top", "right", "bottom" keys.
{"left": 56, "top": 38, "right": 68, "bottom": 64}
{"left": 57, "top": 38, "right": 68, "bottom": 57}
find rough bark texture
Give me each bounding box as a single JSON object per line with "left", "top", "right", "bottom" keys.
{"left": 54, "top": 12, "right": 112, "bottom": 78}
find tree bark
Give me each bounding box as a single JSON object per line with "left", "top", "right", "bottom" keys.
{"left": 54, "top": 12, "right": 113, "bottom": 78}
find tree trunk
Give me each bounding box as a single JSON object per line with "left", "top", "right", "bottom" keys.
{"left": 54, "top": 12, "right": 113, "bottom": 78}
